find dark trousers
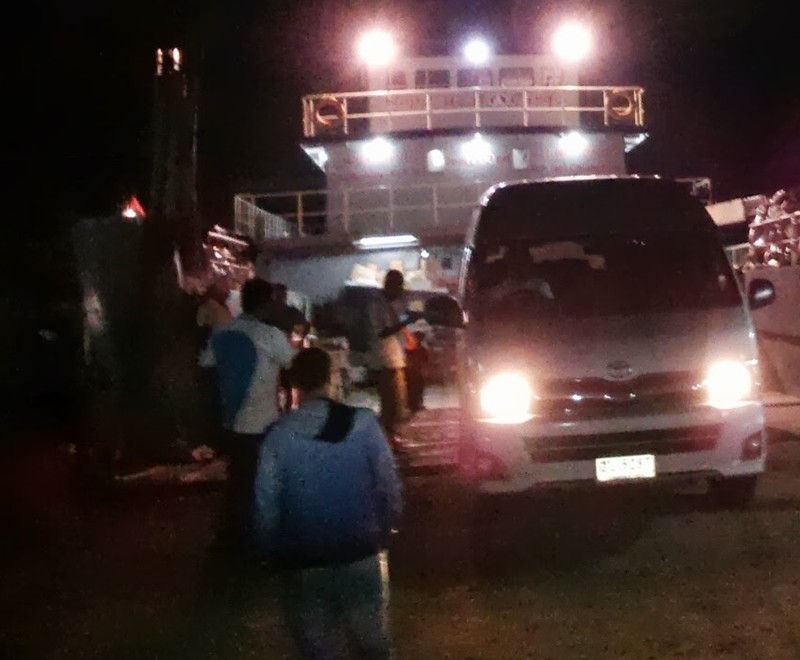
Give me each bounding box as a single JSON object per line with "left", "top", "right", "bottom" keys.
{"left": 377, "top": 368, "right": 409, "bottom": 437}
{"left": 280, "top": 553, "right": 392, "bottom": 660}
{"left": 218, "top": 431, "right": 263, "bottom": 554}
{"left": 198, "top": 368, "right": 224, "bottom": 449}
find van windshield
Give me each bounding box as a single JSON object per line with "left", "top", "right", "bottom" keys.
{"left": 466, "top": 233, "right": 741, "bottom": 319}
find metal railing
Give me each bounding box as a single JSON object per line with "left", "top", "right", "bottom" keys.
{"left": 302, "top": 86, "right": 645, "bottom": 137}
{"left": 234, "top": 180, "right": 494, "bottom": 240}
{"left": 234, "top": 194, "right": 295, "bottom": 240}
{"left": 748, "top": 210, "right": 800, "bottom": 267}
{"left": 725, "top": 243, "right": 750, "bottom": 269}
{"left": 235, "top": 191, "right": 328, "bottom": 239}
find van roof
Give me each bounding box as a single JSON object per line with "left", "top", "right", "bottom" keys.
{"left": 479, "top": 175, "right": 666, "bottom": 205}
{"left": 472, "top": 176, "right": 715, "bottom": 243}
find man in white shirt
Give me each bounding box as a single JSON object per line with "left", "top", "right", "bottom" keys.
{"left": 200, "top": 278, "right": 295, "bottom": 553}
{"left": 368, "top": 270, "right": 423, "bottom": 441}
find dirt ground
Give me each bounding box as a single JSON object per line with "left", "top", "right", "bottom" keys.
{"left": 2, "top": 405, "right": 799, "bottom": 659}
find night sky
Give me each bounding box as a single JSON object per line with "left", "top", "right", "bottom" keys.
{"left": 23, "top": 0, "right": 800, "bottom": 228}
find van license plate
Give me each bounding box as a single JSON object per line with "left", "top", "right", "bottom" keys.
{"left": 595, "top": 455, "right": 656, "bottom": 482}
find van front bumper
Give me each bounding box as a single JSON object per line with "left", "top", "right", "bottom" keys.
{"left": 458, "top": 402, "right": 766, "bottom": 494}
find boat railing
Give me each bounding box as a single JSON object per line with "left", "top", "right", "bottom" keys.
{"left": 302, "top": 85, "right": 645, "bottom": 137}
{"left": 234, "top": 180, "right": 494, "bottom": 240}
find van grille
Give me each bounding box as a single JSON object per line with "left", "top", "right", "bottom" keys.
{"left": 525, "top": 424, "right": 721, "bottom": 463}
{"left": 535, "top": 371, "right": 705, "bottom": 421}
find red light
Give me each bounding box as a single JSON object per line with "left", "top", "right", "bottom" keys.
{"left": 121, "top": 195, "right": 147, "bottom": 220}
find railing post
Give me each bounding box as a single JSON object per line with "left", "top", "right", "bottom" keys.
{"left": 388, "top": 186, "right": 394, "bottom": 230}
{"left": 522, "top": 89, "right": 529, "bottom": 127}
{"left": 425, "top": 92, "right": 431, "bottom": 130}
{"left": 603, "top": 88, "right": 610, "bottom": 127}
{"left": 474, "top": 90, "right": 481, "bottom": 128}
{"left": 637, "top": 88, "right": 645, "bottom": 126}
{"left": 310, "top": 98, "right": 318, "bottom": 138}
{"left": 297, "top": 193, "right": 304, "bottom": 236}
{"left": 343, "top": 190, "right": 350, "bottom": 234}
{"left": 432, "top": 185, "right": 439, "bottom": 226}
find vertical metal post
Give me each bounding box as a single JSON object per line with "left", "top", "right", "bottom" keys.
{"left": 388, "top": 186, "right": 394, "bottom": 230}
{"left": 522, "top": 89, "right": 529, "bottom": 127}
{"left": 474, "top": 90, "right": 481, "bottom": 128}
{"left": 432, "top": 185, "right": 439, "bottom": 226}
{"left": 425, "top": 92, "right": 432, "bottom": 130}
{"left": 343, "top": 191, "right": 350, "bottom": 233}
{"left": 638, "top": 89, "right": 645, "bottom": 126}
{"left": 342, "top": 96, "right": 349, "bottom": 135}
{"left": 297, "top": 193, "right": 305, "bottom": 236}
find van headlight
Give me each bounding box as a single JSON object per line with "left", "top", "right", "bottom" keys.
{"left": 479, "top": 372, "right": 534, "bottom": 424}
{"left": 705, "top": 360, "right": 753, "bottom": 409}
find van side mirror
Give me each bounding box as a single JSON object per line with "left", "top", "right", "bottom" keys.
{"left": 748, "top": 278, "right": 775, "bottom": 310}
{"left": 424, "top": 295, "right": 465, "bottom": 328}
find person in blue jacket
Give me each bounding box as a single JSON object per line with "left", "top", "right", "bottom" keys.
{"left": 253, "top": 347, "right": 403, "bottom": 660}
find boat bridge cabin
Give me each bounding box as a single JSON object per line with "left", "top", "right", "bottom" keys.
{"left": 235, "top": 53, "right": 646, "bottom": 245}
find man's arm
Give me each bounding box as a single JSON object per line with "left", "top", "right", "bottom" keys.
{"left": 254, "top": 324, "right": 297, "bottom": 368}
{"left": 252, "top": 430, "right": 282, "bottom": 555}
{"left": 364, "top": 412, "right": 403, "bottom": 536}
{"left": 377, "top": 315, "right": 416, "bottom": 339}
{"left": 198, "top": 334, "right": 217, "bottom": 368}
{"left": 371, "top": 298, "right": 423, "bottom": 339}
{"left": 272, "top": 326, "right": 297, "bottom": 368}
{"left": 289, "top": 306, "right": 310, "bottom": 336}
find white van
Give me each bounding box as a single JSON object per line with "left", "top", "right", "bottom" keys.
{"left": 425, "top": 176, "right": 777, "bottom": 506}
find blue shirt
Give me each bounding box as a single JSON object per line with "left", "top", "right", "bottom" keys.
{"left": 253, "top": 399, "right": 403, "bottom": 567}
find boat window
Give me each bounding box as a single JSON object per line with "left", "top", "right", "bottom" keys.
{"left": 457, "top": 68, "right": 493, "bottom": 87}
{"left": 388, "top": 70, "right": 407, "bottom": 89}
{"left": 536, "top": 67, "right": 562, "bottom": 86}
{"left": 499, "top": 67, "right": 534, "bottom": 87}
{"left": 415, "top": 69, "right": 452, "bottom": 89}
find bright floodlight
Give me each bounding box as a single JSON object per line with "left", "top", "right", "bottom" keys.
{"left": 558, "top": 131, "right": 589, "bottom": 158}
{"left": 427, "top": 149, "right": 446, "bottom": 172}
{"left": 552, "top": 22, "right": 592, "bottom": 63}
{"left": 361, "top": 137, "right": 395, "bottom": 165}
{"left": 357, "top": 29, "right": 396, "bottom": 67}
{"left": 463, "top": 37, "right": 491, "bottom": 65}
{"left": 461, "top": 133, "right": 493, "bottom": 166}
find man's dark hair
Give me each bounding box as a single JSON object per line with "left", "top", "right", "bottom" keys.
{"left": 384, "top": 269, "right": 404, "bottom": 289}
{"left": 240, "top": 278, "right": 272, "bottom": 314}
{"left": 273, "top": 282, "right": 288, "bottom": 304}
{"left": 383, "top": 269, "right": 405, "bottom": 300}
{"left": 290, "top": 347, "right": 331, "bottom": 392}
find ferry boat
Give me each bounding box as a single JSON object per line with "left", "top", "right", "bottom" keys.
{"left": 233, "top": 27, "right": 648, "bottom": 304}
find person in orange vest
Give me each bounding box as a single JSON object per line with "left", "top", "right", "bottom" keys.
{"left": 403, "top": 328, "right": 428, "bottom": 413}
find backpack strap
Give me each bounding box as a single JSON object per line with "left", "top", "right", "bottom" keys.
{"left": 314, "top": 399, "right": 356, "bottom": 444}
